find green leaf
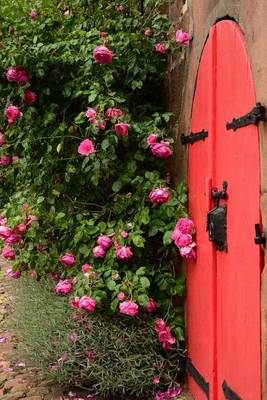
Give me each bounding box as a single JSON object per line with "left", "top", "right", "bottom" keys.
{"left": 163, "top": 230, "right": 172, "bottom": 245}
{"left": 136, "top": 267, "right": 146, "bottom": 276}
{"left": 112, "top": 180, "right": 122, "bottom": 193}
{"left": 139, "top": 208, "right": 150, "bottom": 225}
{"left": 131, "top": 234, "right": 145, "bottom": 247}
{"left": 137, "top": 294, "right": 149, "bottom": 307}
{"left": 106, "top": 280, "right": 116, "bottom": 291}
{"left": 140, "top": 277, "right": 150, "bottom": 289}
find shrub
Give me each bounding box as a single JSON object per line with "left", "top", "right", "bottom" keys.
{"left": 10, "top": 276, "right": 184, "bottom": 397}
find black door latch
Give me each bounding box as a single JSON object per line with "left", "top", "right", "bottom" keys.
{"left": 254, "top": 224, "right": 266, "bottom": 245}
{"left": 207, "top": 181, "right": 228, "bottom": 251}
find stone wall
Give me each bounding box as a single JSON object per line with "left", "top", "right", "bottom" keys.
{"left": 167, "top": 0, "right": 267, "bottom": 396}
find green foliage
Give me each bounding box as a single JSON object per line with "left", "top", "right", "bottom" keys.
{"left": 10, "top": 276, "right": 184, "bottom": 396}
{"left": 0, "top": 0, "right": 187, "bottom": 387}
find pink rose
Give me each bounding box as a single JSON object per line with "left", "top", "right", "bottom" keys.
{"left": 2, "top": 246, "right": 16, "bottom": 260}
{"left": 69, "top": 297, "right": 80, "bottom": 308}
{"left": 16, "top": 224, "right": 27, "bottom": 234}
{"left": 150, "top": 141, "right": 173, "bottom": 158}
{"left": 147, "top": 134, "right": 157, "bottom": 145}
{"left": 166, "top": 387, "right": 183, "bottom": 398}
{"left": 97, "top": 234, "right": 112, "bottom": 250}
{"left": 97, "top": 120, "right": 106, "bottom": 130}
{"left": 55, "top": 279, "right": 72, "bottom": 295}
{"left": 59, "top": 253, "right": 76, "bottom": 267}
{"left": 29, "top": 10, "right": 38, "bottom": 19}
{"left": 119, "top": 300, "right": 138, "bottom": 316}
{"left": 78, "top": 295, "right": 96, "bottom": 312}
{"left": 152, "top": 376, "right": 160, "bottom": 385}
{"left": 154, "top": 319, "right": 166, "bottom": 333}
{"left": 175, "top": 217, "right": 194, "bottom": 234}
{"left": 0, "top": 132, "right": 5, "bottom": 147}
{"left": 82, "top": 263, "right": 92, "bottom": 273}
{"left": 23, "top": 89, "right": 37, "bottom": 104}
{"left": 158, "top": 327, "right": 176, "bottom": 345}
{"left": 6, "top": 67, "right": 18, "bottom": 82}
{"left": 25, "top": 214, "right": 38, "bottom": 226}
{"left": 115, "top": 123, "right": 129, "bottom": 136}
{"left": 4, "top": 234, "right": 21, "bottom": 244}
{"left": 105, "top": 108, "right": 124, "bottom": 120}
{"left": 92, "top": 45, "right": 113, "bottom": 64}
{"left": 149, "top": 188, "right": 170, "bottom": 204}
{"left": 58, "top": 352, "right": 68, "bottom": 363}
{"left": 28, "top": 270, "right": 36, "bottom": 278}
{"left": 175, "top": 29, "right": 190, "bottom": 45}
{"left": 12, "top": 156, "right": 19, "bottom": 163}
{"left": 120, "top": 230, "right": 128, "bottom": 238}
{"left": 118, "top": 292, "right": 126, "bottom": 301}
{"left": 0, "top": 226, "right": 12, "bottom": 239}
{"left": 0, "top": 155, "right": 11, "bottom": 166}
{"left": 144, "top": 298, "right": 157, "bottom": 312}
{"left": 0, "top": 217, "right": 7, "bottom": 225}
{"left": 85, "top": 107, "right": 97, "bottom": 119}
{"left": 155, "top": 43, "right": 167, "bottom": 54}
{"left": 5, "top": 105, "right": 23, "bottom": 124}
{"left": 5, "top": 266, "right": 21, "bottom": 279}
{"left": 16, "top": 70, "right": 30, "bottom": 85}
{"left": 78, "top": 139, "right": 96, "bottom": 156}
{"left": 174, "top": 233, "right": 192, "bottom": 247}
{"left": 99, "top": 31, "right": 106, "bottom": 37}
{"left": 144, "top": 28, "right": 152, "bottom": 37}
{"left": 179, "top": 245, "right": 196, "bottom": 260}
{"left": 116, "top": 246, "right": 133, "bottom": 261}
{"left": 93, "top": 245, "right": 106, "bottom": 258}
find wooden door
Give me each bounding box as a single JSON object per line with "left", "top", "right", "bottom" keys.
{"left": 187, "top": 20, "right": 262, "bottom": 400}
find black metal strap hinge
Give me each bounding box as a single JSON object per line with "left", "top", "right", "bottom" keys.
{"left": 226, "top": 102, "right": 265, "bottom": 131}
{"left": 180, "top": 129, "right": 208, "bottom": 145}
{"left": 254, "top": 224, "right": 266, "bottom": 245}
{"left": 186, "top": 358, "right": 209, "bottom": 398}
{"left": 222, "top": 381, "right": 242, "bottom": 400}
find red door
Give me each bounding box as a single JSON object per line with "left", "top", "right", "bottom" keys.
{"left": 187, "top": 21, "right": 262, "bottom": 400}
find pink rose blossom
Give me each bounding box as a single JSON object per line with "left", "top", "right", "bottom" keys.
{"left": 155, "top": 43, "right": 167, "bottom": 54}
{"left": 82, "top": 264, "right": 92, "bottom": 273}
{"left": 85, "top": 107, "right": 97, "bottom": 119}
{"left": 58, "top": 352, "right": 68, "bottom": 363}
{"left": 145, "top": 28, "right": 152, "bottom": 37}
{"left": 155, "top": 319, "right": 166, "bottom": 333}
{"left": 59, "top": 253, "right": 76, "bottom": 267}
{"left": 0, "top": 132, "right": 5, "bottom": 147}
{"left": 69, "top": 297, "right": 80, "bottom": 308}
{"left": 119, "top": 300, "right": 138, "bottom": 317}
{"left": 0, "top": 226, "right": 12, "bottom": 239}
{"left": 97, "top": 234, "right": 112, "bottom": 250}
{"left": 6, "top": 266, "right": 21, "bottom": 279}
{"left": 2, "top": 246, "right": 16, "bottom": 260}
{"left": 174, "top": 233, "right": 192, "bottom": 247}
{"left": 16, "top": 224, "right": 27, "bottom": 234}
{"left": 144, "top": 298, "right": 157, "bottom": 312}
{"left": 28, "top": 270, "right": 36, "bottom": 278}
{"left": 23, "top": 89, "right": 37, "bottom": 104}
{"left": 120, "top": 230, "right": 128, "bottom": 238}
{"left": 78, "top": 295, "right": 96, "bottom": 312}
{"left": 78, "top": 139, "right": 96, "bottom": 156}
{"left": 175, "top": 217, "right": 194, "bottom": 234}
{"left": 115, "top": 123, "right": 129, "bottom": 137}
{"left": 158, "top": 327, "right": 176, "bottom": 345}
{"left": 147, "top": 134, "right": 157, "bottom": 145}
{"left": 4, "top": 234, "right": 21, "bottom": 244}
{"left": 16, "top": 70, "right": 30, "bottom": 85}
{"left": 93, "top": 45, "right": 113, "bottom": 64}
{"left": 25, "top": 214, "right": 38, "bottom": 226}
{"left": 99, "top": 31, "right": 106, "bottom": 37}
{"left": 93, "top": 245, "right": 106, "bottom": 258}
{"left": 6, "top": 67, "right": 18, "bottom": 82}
{"left": 152, "top": 375, "right": 160, "bottom": 385}
{"left": 12, "top": 156, "right": 19, "bottom": 163}
{"left": 5, "top": 105, "right": 23, "bottom": 124}
{"left": 166, "top": 387, "right": 183, "bottom": 398}
{"left": 116, "top": 246, "right": 133, "bottom": 261}
{"left": 97, "top": 120, "right": 106, "bottom": 130}
{"left": 105, "top": 108, "right": 124, "bottom": 120}
{"left": 175, "top": 29, "right": 190, "bottom": 45}
{"left": 55, "top": 279, "right": 72, "bottom": 295}
{"left": 149, "top": 188, "right": 170, "bottom": 204}
{"left": 49, "top": 364, "right": 59, "bottom": 371}
{"left": 118, "top": 292, "right": 126, "bottom": 301}
{"left": 0, "top": 217, "right": 7, "bottom": 225}
{"left": 51, "top": 272, "right": 61, "bottom": 281}
{"left": 150, "top": 141, "right": 173, "bottom": 158}
{"left": 29, "top": 10, "right": 38, "bottom": 19}
{"left": 179, "top": 245, "right": 196, "bottom": 260}
{"left": 0, "top": 155, "right": 11, "bottom": 166}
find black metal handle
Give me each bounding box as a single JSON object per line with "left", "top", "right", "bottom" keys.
{"left": 254, "top": 224, "right": 266, "bottom": 245}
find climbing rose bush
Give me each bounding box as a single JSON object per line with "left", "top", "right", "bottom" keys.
{"left": 0, "top": 0, "right": 193, "bottom": 397}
